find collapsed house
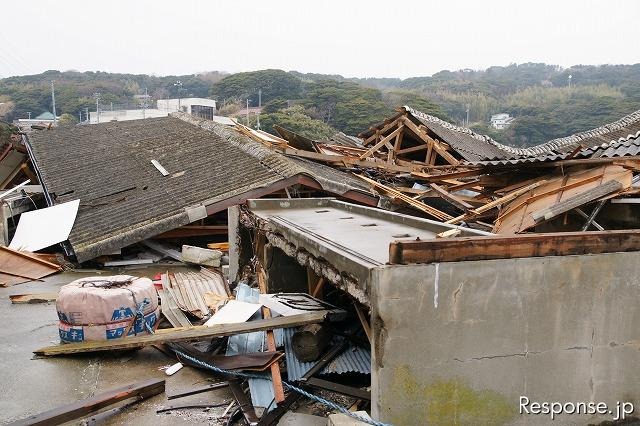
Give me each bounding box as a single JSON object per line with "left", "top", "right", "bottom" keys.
{"left": 4, "top": 105, "right": 640, "bottom": 425}
{"left": 25, "top": 114, "right": 378, "bottom": 262}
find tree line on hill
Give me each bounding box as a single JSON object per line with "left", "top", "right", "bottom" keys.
{"left": 2, "top": 63, "right": 640, "bottom": 147}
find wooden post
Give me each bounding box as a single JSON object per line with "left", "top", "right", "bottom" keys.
{"left": 257, "top": 265, "right": 286, "bottom": 403}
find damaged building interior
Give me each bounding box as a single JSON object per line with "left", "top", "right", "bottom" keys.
{"left": 2, "top": 104, "right": 640, "bottom": 425}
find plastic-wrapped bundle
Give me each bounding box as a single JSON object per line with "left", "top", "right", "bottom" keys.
{"left": 56, "top": 275, "right": 159, "bottom": 343}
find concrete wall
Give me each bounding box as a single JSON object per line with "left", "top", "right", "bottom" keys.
{"left": 89, "top": 109, "right": 168, "bottom": 123}
{"left": 370, "top": 252, "right": 640, "bottom": 425}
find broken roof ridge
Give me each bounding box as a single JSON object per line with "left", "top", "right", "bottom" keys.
{"left": 403, "top": 105, "right": 640, "bottom": 160}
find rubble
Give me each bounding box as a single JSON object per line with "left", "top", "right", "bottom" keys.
{"left": 4, "top": 104, "right": 640, "bottom": 425}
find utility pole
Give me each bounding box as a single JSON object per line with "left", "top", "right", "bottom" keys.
{"left": 257, "top": 89, "right": 261, "bottom": 130}
{"left": 465, "top": 104, "right": 470, "bottom": 126}
{"left": 142, "top": 87, "right": 149, "bottom": 119}
{"left": 568, "top": 74, "right": 572, "bottom": 88}
{"left": 51, "top": 80, "right": 57, "bottom": 126}
{"left": 246, "top": 99, "right": 250, "bottom": 127}
{"left": 94, "top": 92, "right": 101, "bottom": 123}
{"left": 174, "top": 81, "right": 182, "bottom": 111}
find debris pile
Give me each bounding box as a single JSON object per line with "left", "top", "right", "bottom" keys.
{"left": 4, "top": 104, "right": 640, "bottom": 424}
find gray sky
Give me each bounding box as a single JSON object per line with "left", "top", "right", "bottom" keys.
{"left": 1, "top": 0, "right": 639, "bottom": 79}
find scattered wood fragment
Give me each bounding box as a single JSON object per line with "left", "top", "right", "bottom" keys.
{"left": 207, "top": 242, "right": 230, "bottom": 251}
{"left": 305, "top": 377, "right": 371, "bottom": 401}
{"left": 446, "top": 180, "right": 546, "bottom": 225}
{"left": 428, "top": 183, "right": 473, "bottom": 211}
{"left": 10, "top": 378, "right": 165, "bottom": 426}
{"left": 167, "top": 382, "right": 229, "bottom": 400}
{"left": 355, "top": 174, "right": 452, "bottom": 221}
{"left": 228, "top": 380, "right": 260, "bottom": 424}
{"left": 0, "top": 246, "right": 62, "bottom": 287}
{"left": 10, "top": 292, "right": 58, "bottom": 304}
{"left": 156, "top": 402, "right": 229, "bottom": 413}
{"left": 257, "top": 264, "right": 286, "bottom": 403}
{"left": 436, "top": 228, "right": 462, "bottom": 239}
{"left": 34, "top": 311, "right": 328, "bottom": 356}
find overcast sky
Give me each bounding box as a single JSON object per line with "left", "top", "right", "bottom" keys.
{"left": 1, "top": 0, "right": 638, "bottom": 79}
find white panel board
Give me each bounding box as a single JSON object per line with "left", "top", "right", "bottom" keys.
{"left": 9, "top": 199, "right": 80, "bottom": 252}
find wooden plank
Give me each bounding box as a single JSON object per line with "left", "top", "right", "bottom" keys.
{"left": 0, "top": 246, "right": 61, "bottom": 287}
{"left": 412, "top": 169, "right": 484, "bottom": 182}
{"left": 532, "top": 180, "right": 623, "bottom": 222}
{"left": 495, "top": 172, "right": 606, "bottom": 224}
{"left": 445, "top": 181, "right": 546, "bottom": 225}
{"left": 34, "top": 312, "right": 329, "bottom": 356}
{"left": 257, "top": 265, "right": 286, "bottom": 403}
{"left": 311, "top": 277, "right": 325, "bottom": 298}
{"left": 229, "top": 380, "right": 260, "bottom": 424}
{"left": 353, "top": 302, "right": 371, "bottom": 345}
{"left": 396, "top": 144, "right": 428, "bottom": 155}
{"left": 389, "top": 230, "right": 640, "bottom": 264}
{"left": 355, "top": 174, "right": 453, "bottom": 221}
{"left": 10, "top": 378, "right": 165, "bottom": 426}
{"left": 305, "top": 377, "right": 371, "bottom": 401}
{"left": 10, "top": 292, "right": 58, "bottom": 304}
{"left": 361, "top": 117, "right": 402, "bottom": 146}
{"left": 166, "top": 382, "right": 229, "bottom": 400}
{"left": 429, "top": 183, "right": 474, "bottom": 210}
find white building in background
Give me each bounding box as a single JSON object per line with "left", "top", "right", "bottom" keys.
{"left": 89, "top": 98, "right": 217, "bottom": 124}
{"left": 490, "top": 113, "right": 514, "bottom": 130}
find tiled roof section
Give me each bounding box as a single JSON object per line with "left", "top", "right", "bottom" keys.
{"left": 404, "top": 106, "right": 511, "bottom": 161}
{"left": 470, "top": 131, "right": 640, "bottom": 166}
{"left": 404, "top": 106, "right": 640, "bottom": 162}
{"left": 27, "top": 114, "right": 371, "bottom": 262}
{"left": 329, "top": 132, "right": 362, "bottom": 147}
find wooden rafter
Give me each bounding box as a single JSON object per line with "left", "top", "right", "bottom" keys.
{"left": 359, "top": 125, "right": 404, "bottom": 160}
{"left": 445, "top": 181, "right": 547, "bottom": 225}
{"left": 400, "top": 117, "right": 460, "bottom": 165}
{"left": 355, "top": 174, "right": 453, "bottom": 221}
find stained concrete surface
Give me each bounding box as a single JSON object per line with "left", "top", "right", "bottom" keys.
{"left": 371, "top": 251, "right": 640, "bottom": 425}
{"left": 0, "top": 266, "right": 234, "bottom": 425}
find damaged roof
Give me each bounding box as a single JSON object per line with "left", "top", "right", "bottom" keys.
{"left": 364, "top": 106, "right": 640, "bottom": 163}
{"left": 26, "top": 114, "right": 374, "bottom": 262}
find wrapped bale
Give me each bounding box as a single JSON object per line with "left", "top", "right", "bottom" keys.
{"left": 56, "top": 275, "right": 159, "bottom": 343}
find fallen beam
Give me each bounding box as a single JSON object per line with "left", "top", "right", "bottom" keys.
{"left": 10, "top": 378, "right": 165, "bottom": 426}
{"left": 389, "top": 230, "right": 640, "bottom": 264}
{"left": 34, "top": 311, "right": 328, "bottom": 356}
{"left": 305, "top": 377, "right": 371, "bottom": 401}
{"left": 167, "top": 382, "right": 229, "bottom": 400}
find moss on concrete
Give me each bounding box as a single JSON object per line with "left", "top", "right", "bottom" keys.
{"left": 386, "top": 364, "right": 516, "bottom": 425}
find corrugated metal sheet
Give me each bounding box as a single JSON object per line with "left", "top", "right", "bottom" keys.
{"left": 282, "top": 327, "right": 371, "bottom": 382}
{"left": 226, "top": 284, "right": 276, "bottom": 411}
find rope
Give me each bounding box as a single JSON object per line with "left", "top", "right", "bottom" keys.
{"left": 173, "top": 350, "right": 391, "bottom": 426}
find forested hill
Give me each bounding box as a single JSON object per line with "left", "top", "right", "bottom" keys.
{"left": 2, "top": 63, "right": 640, "bottom": 147}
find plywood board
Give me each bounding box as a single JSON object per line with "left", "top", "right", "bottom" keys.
{"left": 494, "top": 165, "right": 632, "bottom": 234}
